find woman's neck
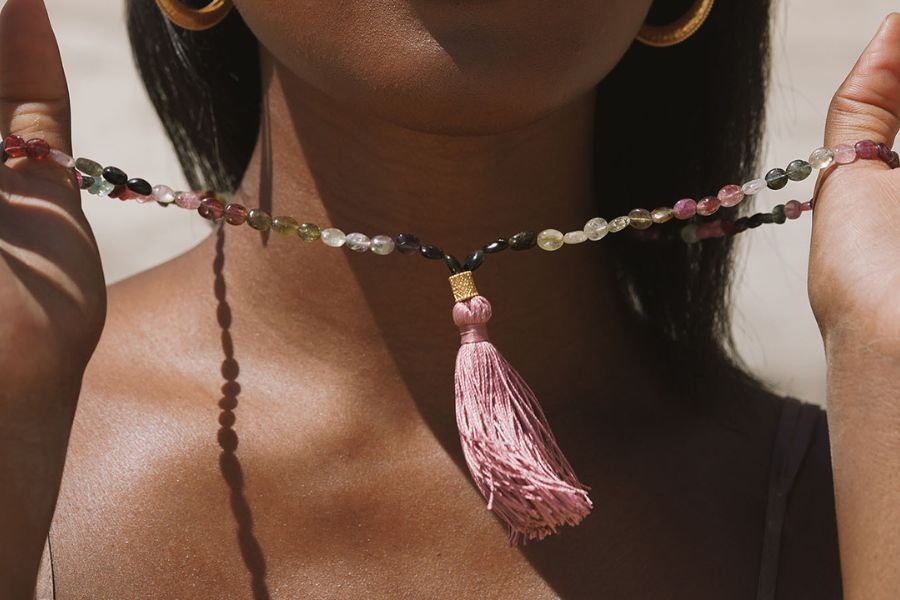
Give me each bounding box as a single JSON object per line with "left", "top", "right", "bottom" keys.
{"left": 216, "top": 50, "right": 668, "bottom": 423}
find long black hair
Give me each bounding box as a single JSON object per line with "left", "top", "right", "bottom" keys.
{"left": 126, "top": 0, "right": 773, "bottom": 398}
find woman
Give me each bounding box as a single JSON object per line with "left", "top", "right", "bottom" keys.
{"left": 2, "top": 0, "right": 899, "bottom": 596}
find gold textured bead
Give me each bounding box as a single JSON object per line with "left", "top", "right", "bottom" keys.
{"left": 272, "top": 216, "right": 299, "bottom": 235}
{"left": 627, "top": 208, "right": 652, "bottom": 230}
{"left": 651, "top": 206, "right": 674, "bottom": 224}
{"left": 608, "top": 216, "right": 630, "bottom": 233}
{"left": 449, "top": 271, "right": 479, "bottom": 303}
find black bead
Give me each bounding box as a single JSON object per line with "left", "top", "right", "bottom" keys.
{"left": 483, "top": 238, "right": 508, "bottom": 254}
{"left": 420, "top": 244, "right": 443, "bottom": 259}
{"left": 733, "top": 217, "right": 750, "bottom": 233}
{"left": 127, "top": 177, "right": 153, "bottom": 196}
{"left": 748, "top": 213, "right": 764, "bottom": 228}
{"left": 765, "top": 167, "right": 788, "bottom": 190}
{"left": 395, "top": 233, "right": 421, "bottom": 255}
{"left": 463, "top": 249, "right": 485, "bottom": 271}
{"left": 443, "top": 254, "right": 462, "bottom": 274}
{"left": 0, "top": 139, "right": 6, "bottom": 163}
{"left": 102, "top": 166, "right": 128, "bottom": 185}
{"left": 508, "top": 231, "right": 537, "bottom": 250}
{"left": 760, "top": 213, "right": 775, "bottom": 224}
{"left": 79, "top": 175, "right": 95, "bottom": 190}
{"left": 771, "top": 204, "right": 786, "bottom": 224}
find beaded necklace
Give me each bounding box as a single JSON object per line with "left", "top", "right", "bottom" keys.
{"left": 4, "top": 133, "right": 898, "bottom": 545}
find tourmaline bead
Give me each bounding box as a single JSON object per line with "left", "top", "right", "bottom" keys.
{"left": 79, "top": 175, "right": 94, "bottom": 190}
{"left": 3, "top": 135, "right": 26, "bottom": 158}
{"left": 717, "top": 184, "right": 744, "bottom": 208}
{"left": 345, "top": 232, "right": 371, "bottom": 252}
{"left": 784, "top": 199, "right": 802, "bottom": 219}
{"left": 627, "top": 208, "right": 653, "bottom": 229}
{"left": 95, "top": 179, "right": 115, "bottom": 196}
{"left": 785, "top": 160, "right": 812, "bottom": 181}
{"left": 395, "top": 233, "right": 421, "bottom": 255}
{"left": 583, "top": 217, "right": 608, "bottom": 241}
{"left": 108, "top": 184, "right": 127, "bottom": 199}
{"left": 765, "top": 168, "right": 788, "bottom": 190}
{"left": 463, "top": 249, "right": 485, "bottom": 271}
{"left": 198, "top": 197, "right": 225, "bottom": 220}
{"left": 25, "top": 138, "right": 50, "bottom": 160}
{"left": 508, "top": 231, "right": 537, "bottom": 250}
{"left": 608, "top": 216, "right": 630, "bottom": 233}
{"left": 695, "top": 196, "right": 720, "bottom": 217}
{"left": 102, "top": 166, "right": 128, "bottom": 185}
{"left": 175, "top": 191, "right": 201, "bottom": 209}
{"left": 771, "top": 204, "right": 786, "bottom": 224}
{"left": 321, "top": 228, "right": 347, "bottom": 247}
{"left": 890, "top": 151, "right": 900, "bottom": 169}
{"left": 650, "top": 207, "right": 673, "bottom": 223}
{"left": 854, "top": 139, "right": 878, "bottom": 160}
{"left": 420, "top": 244, "right": 444, "bottom": 259}
{"left": 808, "top": 147, "right": 834, "bottom": 169}
{"left": 563, "top": 230, "right": 588, "bottom": 244}
{"left": 247, "top": 209, "right": 272, "bottom": 231}
{"left": 720, "top": 219, "right": 736, "bottom": 236}
{"left": 224, "top": 203, "right": 248, "bottom": 225}
{"left": 127, "top": 178, "right": 153, "bottom": 196}
{"left": 483, "top": 238, "right": 508, "bottom": 253}
{"left": 49, "top": 149, "right": 75, "bottom": 168}
{"left": 741, "top": 178, "right": 767, "bottom": 195}
{"left": 272, "top": 216, "right": 299, "bottom": 235}
{"left": 833, "top": 144, "right": 856, "bottom": 164}
{"left": 75, "top": 157, "right": 103, "bottom": 176}
{"left": 680, "top": 224, "right": 699, "bottom": 244}
{"left": 537, "top": 228, "right": 564, "bottom": 251}
{"left": 152, "top": 184, "right": 176, "bottom": 204}
{"left": 297, "top": 222, "right": 320, "bottom": 242}
{"left": 733, "top": 217, "right": 750, "bottom": 233}
{"left": 444, "top": 254, "right": 462, "bottom": 273}
{"left": 672, "top": 198, "right": 696, "bottom": 220}
{"left": 370, "top": 234, "right": 395, "bottom": 255}
{"left": 876, "top": 143, "right": 893, "bottom": 164}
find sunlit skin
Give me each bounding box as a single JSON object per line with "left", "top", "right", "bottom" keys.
{"left": 1, "top": 0, "right": 899, "bottom": 596}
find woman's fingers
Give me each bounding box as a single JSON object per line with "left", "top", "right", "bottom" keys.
{"left": 0, "top": 0, "right": 72, "bottom": 157}
{"left": 823, "top": 12, "right": 900, "bottom": 151}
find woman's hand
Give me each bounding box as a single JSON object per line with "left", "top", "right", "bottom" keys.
{"left": 0, "top": 0, "right": 106, "bottom": 596}
{"left": 809, "top": 12, "right": 900, "bottom": 599}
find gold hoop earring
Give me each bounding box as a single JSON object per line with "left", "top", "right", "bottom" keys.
{"left": 156, "top": 0, "right": 234, "bottom": 32}
{"left": 636, "top": 0, "right": 716, "bottom": 47}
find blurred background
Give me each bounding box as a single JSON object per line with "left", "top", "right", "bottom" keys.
{"left": 42, "top": 0, "right": 896, "bottom": 407}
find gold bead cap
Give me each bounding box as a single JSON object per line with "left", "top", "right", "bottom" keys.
{"left": 449, "top": 271, "right": 479, "bottom": 303}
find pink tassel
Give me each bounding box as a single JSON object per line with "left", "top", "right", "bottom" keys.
{"left": 451, "top": 290, "right": 592, "bottom": 545}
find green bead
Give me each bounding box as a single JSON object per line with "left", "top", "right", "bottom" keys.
{"left": 765, "top": 168, "right": 788, "bottom": 190}
{"left": 786, "top": 159, "right": 812, "bottom": 181}
{"left": 297, "top": 222, "right": 320, "bottom": 242}
{"left": 771, "top": 204, "right": 786, "bottom": 224}
{"left": 271, "top": 215, "right": 299, "bottom": 235}
{"left": 75, "top": 157, "right": 103, "bottom": 177}
{"left": 247, "top": 209, "right": 272, "bottom": 231}
{"left": 508, "top": 231, "right": 537, "bottom": 250}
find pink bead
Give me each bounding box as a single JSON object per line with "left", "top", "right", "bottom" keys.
{"left": 198, "top": 197, "right": 225, "bottom": 221}
{"left": 2, "top": 135, "right": 26, "bottom": 158}
{"left": 25, "top": 138, "right": 50, "bottom": 160}
{"left": 75, "top": 171, "right": 83, "bottom": 187}
{"left": 175, "top": 191, "right": 202, "bottom": 209}
{"left": 717, "top": 184, "right": 744, "bottom": 207}
{"left": 672, "top": 198, "right": 697, "bottom": 220}
{"left": 224, "top": 203, "right": 248, "bottom": 225}
{"left": 876, "top": 143, "right": 893, "bottom": 164}
{"left": 784, "top": 199, "right": 802, "bottom": 219}
{"left": 696, "top": 195, "right": 720, "bottom": 216}
{"left": 49, "top": 148, "right": 76, "bottom": 168}
{"left": 134, "top": 194, "right": 154, "bottom": 204}
{"left": 119, "top": 189, "right": 141, "bottom": 201}
{"left": 800, "top": 200, "right": 813, "bottom": 212}
{"left": 855, "top": 139, "right": 878, "bottom": 159}
{"left": 832, "top": 144, "right": 856, "bottom": 164}
{"left": 697, "top": 220, "right": 725, "bottom": 240}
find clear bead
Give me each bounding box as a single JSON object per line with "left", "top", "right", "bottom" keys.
{"left": 321, "top": 228, "right": 347, "bottom": 248}
{"left": 808, "top": 147, "right": 835, "bottom": 169}
{"left": 741, "top": 178, "right": 767, "bottom": 195}
{"left": 536, "top": 229, "right": 564, "bottom": 251}
{"left": 651, "top": 207, "right": 673, "bottom": 223}
{"left": 583, "top": 217, "right": 608, "bottom": 241}
{"left": 152, "top": 185, "right": 176, "bottom": 204}
{"left": 608, "top": 216, "right": 630, "bottom": 233}
{"left": 95, "top": 179, "right": 114, "bottom": 196}
{"left": 345, "top": 232, "right": 371, "bottom": 252}
{"left": 563, "top": 230, "right": 587, "bottom": 244}
{"left": 370, "top": 235, "right": 395, "bottom": 255}
{"left": 49, "top": 149, "right": 75, "bottom": 168}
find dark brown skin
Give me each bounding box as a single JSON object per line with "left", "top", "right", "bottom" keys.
{"left": 13, "top": 0, "right": 900, "bottom": 597}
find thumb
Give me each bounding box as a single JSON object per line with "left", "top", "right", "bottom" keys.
{"left": 0, "top": 0, "right": 72, "bottom": 157}
{"left": 824, "top": 12, "right": 900, "bottom": 152}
